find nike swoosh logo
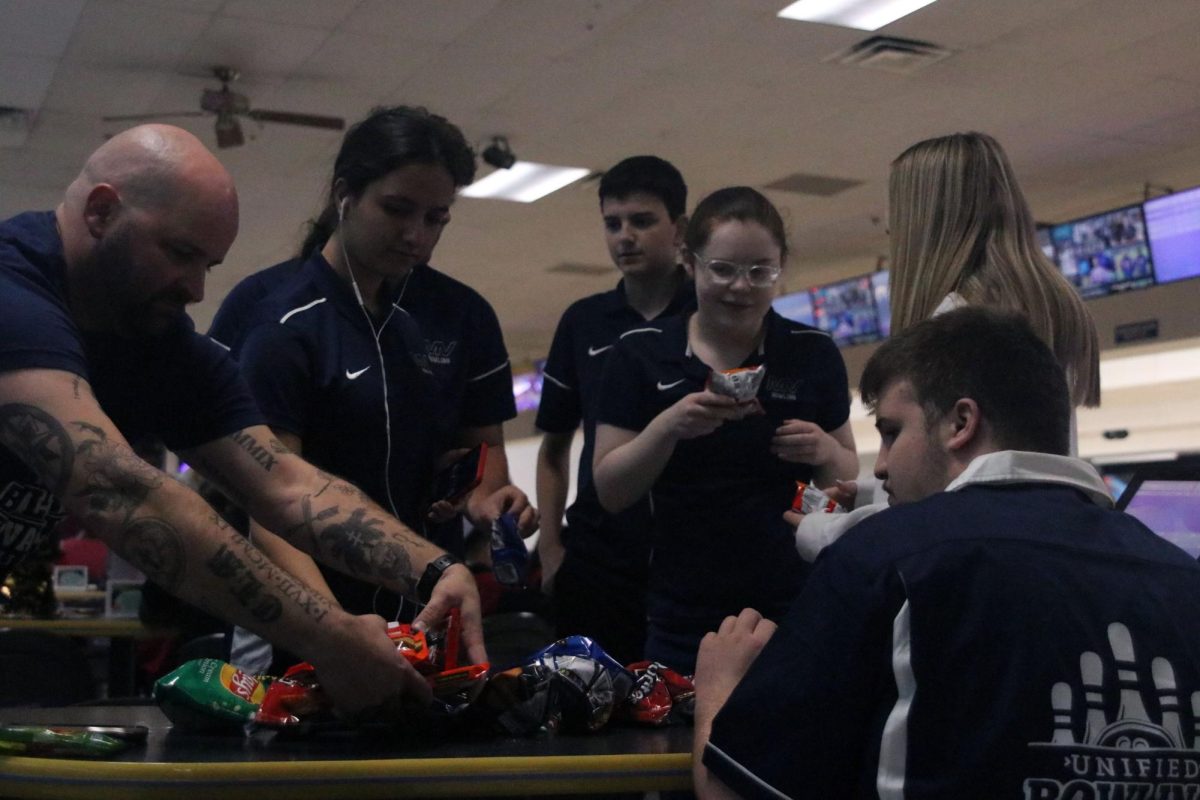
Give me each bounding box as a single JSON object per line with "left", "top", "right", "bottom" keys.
{"left": 587, "top": 344, "right": 613, "bottom": 357}
{"left": 657, "top": 379, "right": 685, "bottom": 391}
{"left": 346, "top": 366, "right": 371, "bottom": 380}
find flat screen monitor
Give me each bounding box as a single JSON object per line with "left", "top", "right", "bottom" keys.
{"left": 1145, "top": 185, "right": 1200, "bottom": 285}
{"left": 870, "top": 270, "right": 891, "bottom": 339}
{"left": 1116, "top": 465, "right": 1200, "bottom": 559}
{"left": 772, "top": 289, "right": 816, "bottom": 327}
{"left": 1050, "top": 204, "right": 1154, "bottom": 298}
{"left": 811, "top": 275, "right": 880, "bottom": 346}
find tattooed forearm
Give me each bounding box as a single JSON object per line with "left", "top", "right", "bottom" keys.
{"left": 0, "top": 403, "right": 74, "bottom": 494}
{"left": 318, "top": 507, "right": 415, "bottom": 592}
{"left": 70, "top": 424, "right": 163, "bottom": 523}
{"left": 229, "top": 430, "right": 278, "bottom": 472}
{"left": 123, "top": 517, "right": 185, "bottom": 592}
{"left": 206, "top": 538, "right": 331, "bottom": 624}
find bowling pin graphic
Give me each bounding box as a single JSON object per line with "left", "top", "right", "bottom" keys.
{"left": 1151, "top": 657, "right": 1184, "bottom": 748}
{"left": 1108, "top": 623, "right": 1151, "bottom": 725}
{"left": 1081, "top": 650, "right": 1107, "bottom": 744}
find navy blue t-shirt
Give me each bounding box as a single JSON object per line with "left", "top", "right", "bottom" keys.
{"left": 0, "top": 211, "right": 263, "bottom": 579}
{"left": 596, "top": 310, "right": 850, "bottom": 628}
{"left": 535, "top": 275, "right": 694, "bottom": 576}
{"left": 706, "top": 484, "right": 1200, "bottom": 799}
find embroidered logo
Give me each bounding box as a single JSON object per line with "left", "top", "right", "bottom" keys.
{"left": 763, "top": 375, "right": 801, "bottom": 401}
{"left": 426, "top": 340, "right": 457, "bottom": 366}
{"left": 587, "top": 344, "right": 613, "bottom": 357}
{"left": 1025, "top": 622, "right": 1200, "bottom": 798}
{"left": 345, "top": 366, "right": 370, "bottom": 380}
{"left": 657, "top": 379, "right": 685, "bottom": 391}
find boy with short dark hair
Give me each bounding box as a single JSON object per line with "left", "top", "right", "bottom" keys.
{"left": 535, "top": 156, "right": 692, "bottom": 664}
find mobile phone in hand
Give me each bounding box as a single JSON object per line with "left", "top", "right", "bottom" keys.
{"left": 432, "top": 442, "right": 489, "bottom": 504}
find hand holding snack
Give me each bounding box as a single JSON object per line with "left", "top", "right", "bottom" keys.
{"left": 413, "top": 562, "right": 489, "bottom": 665}
{"left": 783, "top": 479, "right": 855, "bottom": 528}
{"left": 770, "top": 418, "right": 838, "bottom": 465}
{"left": 467, "top": 483, "right": 539, "bottom": 538}
{"left": 662, "top": 390, "right": 749, "bottom": 440}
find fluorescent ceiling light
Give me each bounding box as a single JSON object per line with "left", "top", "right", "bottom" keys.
{"left": 778, "top": 0, "right": 937, "bottom": 30}
{"left": 460, "top": 161, "right": 589, "bottom": 203}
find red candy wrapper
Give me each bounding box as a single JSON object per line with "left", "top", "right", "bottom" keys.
{"left": 619, "top": 660, "right": 695, "bottom": 726}
{"left": 791, "top": 481, "right": 846, "bottom": 515}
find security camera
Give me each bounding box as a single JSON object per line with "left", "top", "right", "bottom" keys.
{"left": 482, "top": 136, "right": 516, "bottom": 169}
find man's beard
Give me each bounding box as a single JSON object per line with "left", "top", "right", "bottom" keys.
{"left": 89, "top": 226, "right": 189, "bottom": 337}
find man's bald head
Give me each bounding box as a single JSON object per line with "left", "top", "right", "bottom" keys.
{"left": 66, "top": 124, "right": 236, "bottom": 217}
{"left": 58, "top": 125, "right": 239, "bottom": 336}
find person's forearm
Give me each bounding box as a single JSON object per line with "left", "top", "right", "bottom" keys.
{"left": 250, "top": 523, "right": 340, "bottom": 607}
{"left": 593, "top": 417, "right": 678, "bottom": 513}
{"left": 184, "top": 439, "right": 445, "bottom": 599}
{"left": 692, "top": 712, "right": 742, "bottom": 800}
{"left": 535, "top": 434, "right": 572, "bottom": 568}
{"left": 61, "top": 435, "right": 350, "bottom": 662}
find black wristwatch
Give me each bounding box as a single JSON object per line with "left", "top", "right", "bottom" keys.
{"left": 417, "top": 554, "right": 462, "bottom": 603}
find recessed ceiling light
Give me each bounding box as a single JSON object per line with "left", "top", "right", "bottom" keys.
{"left": 777, "top": 0, "right": 937, "bottom": 31}
{"left": 460, "top": 162, "right": 590, "bottom": 203}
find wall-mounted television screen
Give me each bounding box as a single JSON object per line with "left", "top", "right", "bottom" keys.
{"left": 811, "top": 275, "right": 880, "bottom": 346}
{"left": 772, "top": 289, "right": 816, "bottom": 327}
{"left": 1145, "top": 185, "right": 1200, "bottom": 285}
{"left": 870, "top": 270, "right": 891, "bottom": 339}
{"left": 1050, "top": 204, "right": 1154, "bottom": 298}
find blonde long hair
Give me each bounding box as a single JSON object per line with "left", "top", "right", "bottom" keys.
{"left": 888, "top": 132, "right": 1100, "bottom": 407}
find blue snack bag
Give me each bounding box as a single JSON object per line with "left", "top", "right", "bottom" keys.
{"left": 490, "top": 512, "right": 528, "bottom": 587}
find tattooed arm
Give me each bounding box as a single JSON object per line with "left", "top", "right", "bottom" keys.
{"left": 179, "top": 420, "right": 487, "bottom": 664}
{"left": 0, "top": 368, "right": 430, "bottom": 714}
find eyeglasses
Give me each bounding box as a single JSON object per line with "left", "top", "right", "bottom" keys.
{"left": 695, "top": 256, "right": 782, "bottom": 288}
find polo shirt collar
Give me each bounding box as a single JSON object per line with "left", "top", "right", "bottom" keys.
{"left": 946, "top": 450, "right": 1113, "bottom": 508}
{"left": 604, "top": 267, "right": 693, "bottom": 320}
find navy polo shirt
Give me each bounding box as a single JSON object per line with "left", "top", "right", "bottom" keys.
{"left": 596, "top": 310, "right": 850, "bottom": 628}
{"left": 0, "top": 211, "right": 263, "bottom": 580}
{"left": 212, "top": 258, "right": 516, "bottom": 431}
{"left": 535, "top": 274, "right": 694, "bottom": 576}
{"left": 234, "top": 253, "right": 453, "bottom": 618}
{"left": 706, "top": 484, "right": 1200, "bottom": 799}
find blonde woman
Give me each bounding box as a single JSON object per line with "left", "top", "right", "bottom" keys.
{"left": 888, "top": 131, "right": 1100, "bottom": 409}
{"left": 792, "top": 132, "right": 1102, "bottom": 559}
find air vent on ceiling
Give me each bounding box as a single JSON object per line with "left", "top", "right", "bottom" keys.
{"left": 546, "top": 262, "right": 613, "bottom": 276}
{"left": 825, "top": 35, "right": 953, "bottom": 75}
{"left": 764, "top": 173, "right": 863, "bottom": 197}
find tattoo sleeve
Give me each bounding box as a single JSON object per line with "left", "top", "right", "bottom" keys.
{"left": 0, "top": 403, "right": 75, "bottom": 494}
{"left": 206, "top": 537, "right": 332, "bottom": 624}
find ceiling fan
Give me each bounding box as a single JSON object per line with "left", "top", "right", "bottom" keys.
{"left": 102, "top": 66, "right": 345, "bottom": 149}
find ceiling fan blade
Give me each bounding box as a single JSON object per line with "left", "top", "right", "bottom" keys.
{"left": 246, "top": 109, "right": 345, "bottom": 130}
{"left": 102, "top": 111, "right": 207, "bottom": 122}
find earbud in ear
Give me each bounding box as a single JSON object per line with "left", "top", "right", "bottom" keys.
{"left": 338, "top": 199, "right": 347, "bottom": 221}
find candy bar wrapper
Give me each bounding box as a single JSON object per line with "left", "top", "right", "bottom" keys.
{"left": 0, "top": 726, "right": 128, "bottom": 758}
{"left": 706, "top": 364, "right": 766, "bottom": 402}
{"left": 619, "top": 661, "right": 696, "bottom": 726}
{"left": 791, "top": 481, "right": 847, "bottom": 515}
{"left": 490, "top": 513, "right": 529, "bottom": 588}
{"left": 153, "top": 658, "right": 266, "bottom": 732}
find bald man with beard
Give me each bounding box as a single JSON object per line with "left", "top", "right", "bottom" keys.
{"left": 0, "top": 125, "right": 485, "bottom": 715}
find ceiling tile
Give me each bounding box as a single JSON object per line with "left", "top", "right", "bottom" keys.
{"left": 0, "top": 54, "right": 59, "bottom": 108}
{"left": 340, "top": 0, "right": 503, "bottom": 44}
{"left": 0, "top": 0, "right": 85, "bottom": 57}
{"left": 220, "top": 0, "right": 358, "bottom": 30}
{"left": 62, "top": 0, "right": 212, "bottom": 68}
{"left": 182, "top": 14, "right": 331, "bottom": 77}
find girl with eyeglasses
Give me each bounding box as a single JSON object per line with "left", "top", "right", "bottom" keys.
{"left": 591, "top": 186, "right": 857, "bottom": 672}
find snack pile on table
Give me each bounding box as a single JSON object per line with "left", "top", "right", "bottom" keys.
{"left": 153, "top": 613, "right": 694, "bottom": 737}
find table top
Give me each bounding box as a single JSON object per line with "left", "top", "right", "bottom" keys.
{"left": 0, "top": 617, "right": 150, "bottom": 638}
{"left": 0, "top": 705, "right": 694, "bottom": 799}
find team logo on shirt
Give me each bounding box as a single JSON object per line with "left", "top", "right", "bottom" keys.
{"left": 763, "top": 375, "right": 801, "bottom": 401}
{"left": 425, "top": 340, "right": 457, "bottom": 366}
{"left": 1024, "top": 622, "right": 1200, "bottom": 798}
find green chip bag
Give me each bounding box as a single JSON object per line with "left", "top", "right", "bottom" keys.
{"left": 153, "top": 658, "right": 266, "bottom": 732}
